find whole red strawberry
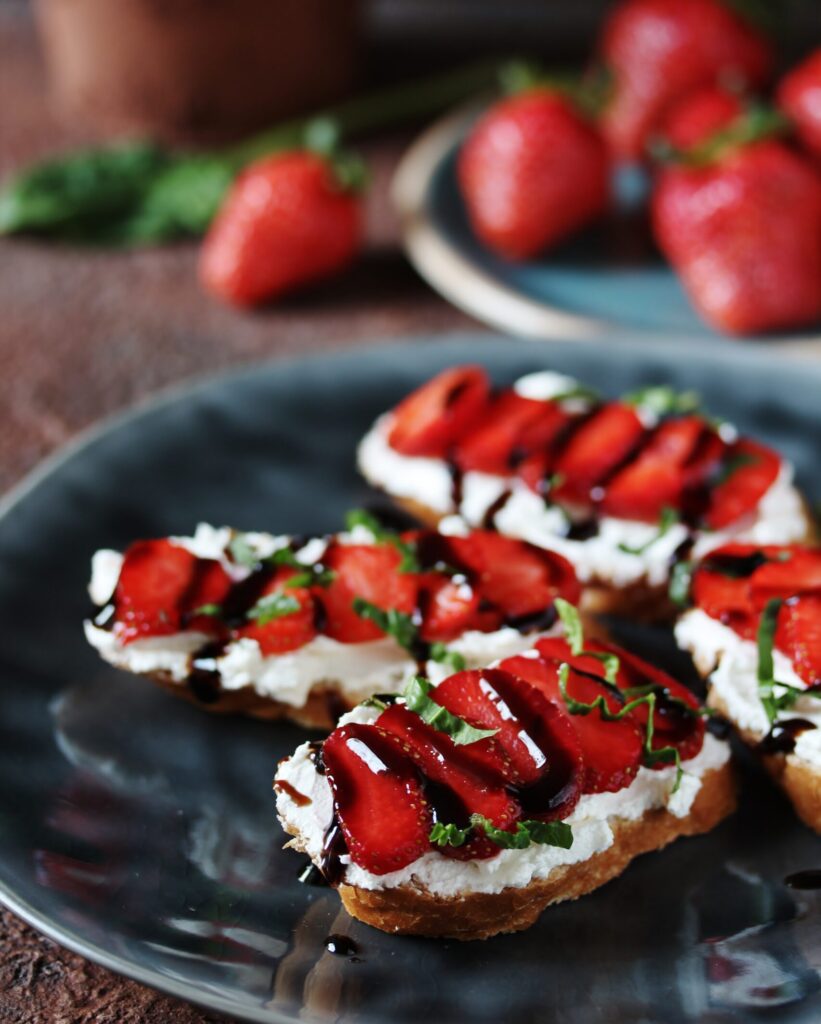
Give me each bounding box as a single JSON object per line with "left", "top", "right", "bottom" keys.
{"left": 778, "top": 48, "right": 821, "bottom": 163}
{"left": 653, "top": 85, "right": 746, "bottom": 155}
{"left": 199, "top": 151, "right": 362, "bottom": 307}
{"left": 457, "top": 88, "right": 609, "bottom": 260}
{"left": 652, "top": 140, "right": 821, "bottom": 334}
{"left": 598, "top": 0, "right": 772, "bottom": 160}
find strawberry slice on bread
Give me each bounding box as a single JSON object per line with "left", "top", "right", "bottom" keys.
{"left": 85, "top": 520, "right": 580, "bottom": 729}
{"left": 276, "top": 607, "right": 734, "bottom": 940}
{"left": 675, "top": 542, "right": 821, "bottom": 832}
{"left": 358, "top": 366, "right": 813, "bottom": 622}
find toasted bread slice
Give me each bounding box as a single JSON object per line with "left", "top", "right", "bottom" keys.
{"left": 335, "top": 761, "right": 735, "bottom": 939}
{"left": 276, "top": 631, "right": 735, "bottom": 940}
{"left": 675, "top": 543, "right": 821, "bottom": 833}
{"left": 359, "top": 368, "right": 814, "bottom": 624}
{"left": 85, "top": 523, "right": 580, "bottom": 727}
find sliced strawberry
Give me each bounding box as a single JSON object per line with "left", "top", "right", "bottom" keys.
{"left": 776, "top": 594, "right": 821, "bottom": 687}
{"left": 387, "top": 366, "right": 490, "bottom": 457}
{"left": 691, "top": 546, "right": 759, "bottom": 637}
{"left": 115, "top": 539, "right": 198, "bottom": 643}
{"left": 377, "top": 703, "right": 520, "bottom": 860}
{"left": 454, "top": 391, "right": 570, "bottom": 475}
{"left": 590, "top": 641, "right": 705, "bottom": 765}
{"left": 417, "top": 573, "right": 480, "bottom": 643}
{"left": 320, "top": 542, "right": 418, "bottom": 644}
{"left": 447, "top": 531, "right": 581, "bottom": 621}
{"left": 322, "top": 724, "right": 432, "bottom": 875}
{"left": 704, "top": 439, "right": 781, "bottom": 530}
{"left": 507, "top": 646, "right": 644, "bottom": 794}
{"left": 234, "top": 568, "right": 316, "bottom": 654}
{"left": 554, "top": 403, "right": 647, "bottom": 506}
{"left": 750, "top": 547, "right": 821, "bottom": 607}
{"left": 601, "top": 416, "right": 706, "bottom": 522}
{"left": 433, "top": 668, "right": 582, "bottom": 819}
{"left": 182, "top": 559, "right": 234, "bottom": 634}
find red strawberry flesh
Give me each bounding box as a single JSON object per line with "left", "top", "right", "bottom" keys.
{"left": 387, "top": 365, "right": 490, "bottom": 457}
{"left": 322, "top": 724, "right": 432, "bottom": 875}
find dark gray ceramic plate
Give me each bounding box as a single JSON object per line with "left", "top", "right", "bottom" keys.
{"left": 1, "top": 333, "right": 821, "bottom": 1024}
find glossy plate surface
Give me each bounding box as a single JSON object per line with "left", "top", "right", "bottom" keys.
{"left": 1, "top": 333, "right": 821, "bottom": 1024}
{"left": 392, "top": 108, "right": 821, "bottom": 348}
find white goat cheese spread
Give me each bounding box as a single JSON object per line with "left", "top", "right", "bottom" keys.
{"left": 275, "top": 704, "right": 729, "bottom": 897}
{"left": 675, "top": 609, "right": 821, "bottom": 769}
{"left": 85, "top": 524, "right": 559, "bottom": 708}
{"left": 357, "top": 372, "right": 806, "bottom": 589}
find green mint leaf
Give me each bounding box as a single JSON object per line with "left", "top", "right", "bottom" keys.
{"left": 352, "top": 598, "right": 418, "bottom": 650}
{"left": 558, "top": 666, "right": 686, "bottom": 791}
{"left": 190, "top": 603, "right": 223, "bottom": 617}
{"left": 623, "top": 386, "right": 700, "bottom": 418}
{"left": 229, "top": 533, "right": 261, "bottom": 568}
{"left": 669, "top": 560, "right": 694, "bottom": 608}
{"left": 554, "top": 599, "right": 619, "bottom": 682}
{"left": 360, "top": 695, "right": 391, "bottom": 711}
{"left": 470, "top": 814, "right": 573, "bottom": 851}
{"left": 618, "top": 506, "right": 680, "bottom": 557}
{"left": 429, "top": 821, "right": 471, "bottom": 847}
{"left": 403, "top": 676, "right": 497, "bottom": 745}
{"left": 246, "top": 592, "right": 301, "bottom": 626}
{"left": 550, "top": 385, "right": 599, "bottom": 404}
{"left": 345, "top": 508, "right": 420, "bottom": 573}
{"left": 270, "top": 547, "right": 336, "bottom": 588}
{"left": 555, "top": 598, "right": 584, "bottom": 655}
{"left": 429, "top": 642, "right": 467, "bottom": 671}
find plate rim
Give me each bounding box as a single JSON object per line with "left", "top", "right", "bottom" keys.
{"left": 391, "top": 105, "right": 821, "bottom": 353}
{"left": 1, "top": 330, "right": 821, "bottom": 1021}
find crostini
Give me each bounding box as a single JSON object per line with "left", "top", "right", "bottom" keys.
{"left": 357, "top": 366, "right": 813, "bottom": 619}
{"left": 276, "top": 603, "right": 735, "bottom": 939}
{"left": 675, "top": 542, "right": 821, "bottom": 831}
{"left": 85, "top": 516, "right": 580, "bottom": 728}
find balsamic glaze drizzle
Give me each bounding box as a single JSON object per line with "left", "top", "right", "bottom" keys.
{"left": 785, "top": 870, "right": 821, "bottom": 890}
{"left": 758, "top": 718, "right": 817, "bottom": 755}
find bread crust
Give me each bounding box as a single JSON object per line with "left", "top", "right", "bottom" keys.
{"left": 707, "top": 690, "right": 821, "bottom": 834}
{"left": 147, "top": 671, "right": 351, "bottom": 729}
{"left": 334, "top": 761, "right": 736, "bottom": 940}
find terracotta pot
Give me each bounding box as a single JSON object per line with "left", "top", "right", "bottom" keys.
{"left": 33, "top": 0, "right": 361, "bottom": 144}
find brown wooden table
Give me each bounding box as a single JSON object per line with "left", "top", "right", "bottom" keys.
{"left": 0, "top": 7, "right": 476, "bottom": 1022}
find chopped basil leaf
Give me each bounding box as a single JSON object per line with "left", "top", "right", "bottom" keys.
{"left": 229, "top": 533, "right": 260, "bottom": 568}
{"left": 352, "top": 598, "right": 418, "bottom": 650}
{"left": 190, "top": 603, "right": 223, "bottom": 617}
{"left": 623, "top": 385, "right": 700, "bottom": 417}
{"left": 668, "top": 560, "right": 694, "bottom": 607}
{"left": 550, "top": 385, "right": 599, "bottom": 404}
{"left": 755, "top": 603, "right": 821, "bottom": 724}
{"left": 345, "top": 508, "right": 420, "bottom": 573}
{"left": 360, "top": 695, "right": 391, "bottom": 711}
{"left": 429, "top": 821, "right": 471, "bottom": 847}
{"left": 403, "top": 675, "right": 497, "bottom": 745}
{"left": 270, "top": 547, "right": 336, "bottom": 587}
{"left": 429, "top": 642, "right": 467, "bottom": 671}
{"left": 618, "top": 506, "right": 680, "bottom": 556}
{"left": 554, "top": 598, "right": 619, "bottom": 683}
{"left": 471, "top": 814, "right": 573, "bottom": 850}
{"left": 246, "top": 592, "right": 301, "bottom": 625}
{"left": 558, "top": 664, "right": 684, "bottom": 792}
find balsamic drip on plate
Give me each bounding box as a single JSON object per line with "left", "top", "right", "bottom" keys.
{"left": 324, "top": 934, "right": 360, "bottom": 957}
{"left": 785, "top": 870, "right": 821, "bottom": 890}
